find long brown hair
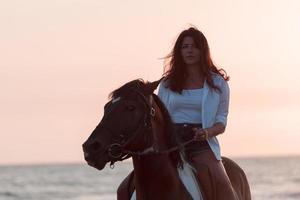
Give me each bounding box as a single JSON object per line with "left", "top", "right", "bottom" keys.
{"left": 163, "top": 27, "right": 229, "bottom": 93}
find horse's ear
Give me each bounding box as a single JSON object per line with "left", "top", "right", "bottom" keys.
{"left": 143, "top": 77, "right": 164, "bottom": 95}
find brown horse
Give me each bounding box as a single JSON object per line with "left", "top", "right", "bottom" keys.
{"left": 82, "top": 79, "right": 251, "bottom": 200}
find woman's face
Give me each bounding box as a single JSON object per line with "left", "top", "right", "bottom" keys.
{"left": 180, "top": 36, "right": 201, "bottom": 66}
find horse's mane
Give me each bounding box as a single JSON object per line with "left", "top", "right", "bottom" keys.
{"left": 152, "top": 94, "right": 183, "bottom": 168}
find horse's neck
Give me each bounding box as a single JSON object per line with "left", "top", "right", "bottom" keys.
{"left": 132, "top": 153, "right": 179, "bottom": 181}
{"left": 132, "top": 123, "right": 178, "bottom": 181}
{"left": 132, "top": 153, "right": 184, "bottom": 199}
{"left": 132, "top": 121, "right": 188, "bottom": 199}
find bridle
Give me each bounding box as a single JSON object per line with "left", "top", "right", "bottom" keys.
{"left": 103, "top": 88, "right": 194, "bottom": 168}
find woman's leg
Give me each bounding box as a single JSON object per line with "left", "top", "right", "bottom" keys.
{"left": 190, "top": 150, "right": 238, "bottom": 200}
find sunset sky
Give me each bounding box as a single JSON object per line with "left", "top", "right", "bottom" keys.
{"left": 1, "top": 0, "right": 300, "bottom": 165}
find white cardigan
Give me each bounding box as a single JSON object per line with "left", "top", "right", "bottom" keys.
{"left": 157, "top": 73, "right": 230, "bottom": 160}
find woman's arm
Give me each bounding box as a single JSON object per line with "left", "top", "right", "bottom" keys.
{"left": 194, "top": 78, "right": 230, "bottom": 140}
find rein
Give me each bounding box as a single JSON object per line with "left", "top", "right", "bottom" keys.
{"left": 124, "top": 138, "right": 195, "bottom": 157}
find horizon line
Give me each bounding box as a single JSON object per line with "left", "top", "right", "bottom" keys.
{"left": 1, "top": 154, "right": 300, "bottom": 167}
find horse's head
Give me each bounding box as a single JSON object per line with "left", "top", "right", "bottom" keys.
{"left": 82, "top": 79, "right": 162, "bottom": 170}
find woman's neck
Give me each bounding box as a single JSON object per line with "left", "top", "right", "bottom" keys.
{"left": 184, "top": 65, "right": 204, "bottom": 88}
{"left": 185, "top": 64, "right": 200, "bottom": 75}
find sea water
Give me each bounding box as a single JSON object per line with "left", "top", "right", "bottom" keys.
{"left": 0, "top": 156, "right": 299, "bottom": 200}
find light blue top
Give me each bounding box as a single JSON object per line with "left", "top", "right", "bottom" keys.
{"left": 157, "top": 73, "right": 230, "bottom": 160}
{"left": 158, "top": 88, "right": 204, "bottom": 123}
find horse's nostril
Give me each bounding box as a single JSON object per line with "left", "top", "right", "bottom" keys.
{"left": 84, "top": 152, "right": 96, "bottom": 166}
{"left": 84, "top": 152, "right": 89, "bottom": 159}
{"left": 84, "top": 152, "right": 91, "bottom": 162}
{"left": 90, "top": 141, "right": 102, "bottom": 152}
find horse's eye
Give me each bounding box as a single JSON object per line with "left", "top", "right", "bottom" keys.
{"left": 126, "top": 105, "right": 136, "bottom": 111}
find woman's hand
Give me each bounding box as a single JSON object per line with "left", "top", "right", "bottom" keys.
{"left": 192, "top": 128, "right": 209, "bottom": 141}
{"left": 192, "top": 123, "right": 226, "bottom": 141}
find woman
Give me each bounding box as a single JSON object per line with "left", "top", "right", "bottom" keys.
{"left": 158, "top": 27, "right": 238, "bottom": 200}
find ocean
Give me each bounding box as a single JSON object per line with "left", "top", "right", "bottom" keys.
{"left": 0, "top": 156, "right": 299, "bottom": 200}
